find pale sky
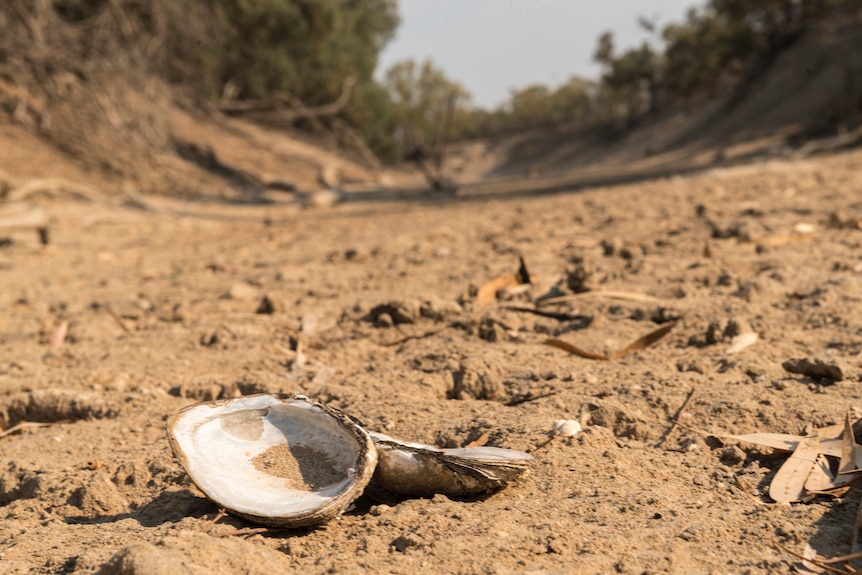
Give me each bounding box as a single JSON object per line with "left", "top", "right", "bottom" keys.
{"left": 377, "top": 0, "right": 703, "bottom": 109}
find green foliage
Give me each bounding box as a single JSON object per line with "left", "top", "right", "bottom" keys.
{"left": 591, "top": 0, "right": 861, "bottom": 117}
{"left": 45, "top": 0, "right": 862, "bottom": 162}
{"left": 151, "top": 0, "right": 401, "bottom": 159}
{"left": 384, "top": 58, "right": 470, "bottom": 152}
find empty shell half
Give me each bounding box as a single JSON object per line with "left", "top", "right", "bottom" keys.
{"left": 168, "top": 394, "right": 377, "bottom": 527}
{"left": 370, "top": 432, "right": 531, "bottom": 496}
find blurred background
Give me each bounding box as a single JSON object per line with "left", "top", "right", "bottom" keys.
{"left": 0, "top": 0, "right": 860, "bottom": 198}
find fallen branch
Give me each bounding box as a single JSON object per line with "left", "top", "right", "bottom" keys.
{"left": 218, "top": 77, "right": 356, "bottom": 124}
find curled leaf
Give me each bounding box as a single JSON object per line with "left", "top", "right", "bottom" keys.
{"left": 608, "top": 321, "right": 677, "bottom": 360}
{"left": 544, "top": 321, "right": 677, "bottom": 362}
{"left": 476, "top": 256, "right": 532, "bottom": 307}
{"left": 543, "top": 338, "right": 608, "bottom": 361}
{"left": 477, "top": 274, "right": 520, "bottom": 307}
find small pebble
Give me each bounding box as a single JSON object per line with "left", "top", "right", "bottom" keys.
{"left": 553, "top": 419, "right": 581, "bottom": 437}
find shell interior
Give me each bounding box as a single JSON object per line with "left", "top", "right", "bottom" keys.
{"left": 169, "top": 395, "right": 375, "bottom": 525}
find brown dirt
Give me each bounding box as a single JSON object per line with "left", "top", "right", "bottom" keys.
{"left": 252, "top": 444, "right": 343, "bottom": 491}
{"left": 2, "top": 119, "right": 862, "bottom": 574}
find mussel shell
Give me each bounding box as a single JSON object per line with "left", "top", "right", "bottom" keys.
{"left": 369, "top": 432, "right": 531, "bottom": 496}
{"left": 168, "top": 394, "right": 377, "bottom": 527}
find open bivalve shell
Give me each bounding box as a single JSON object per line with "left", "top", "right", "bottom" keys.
{"left": 369, "top": 432, "right": 532, "bottom": 496}
{"left": 168, "top": 394, "right": 377, "bottom": 528}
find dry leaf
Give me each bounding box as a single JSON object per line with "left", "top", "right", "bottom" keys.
{"left": 476, "top": 256, "right": 531, "bottom": 307}
{"left": 817, "top": 423, "right": 845, "bottom": 441}
{"left": 477, "top": 274, "right": 521, "bottom": 306}
{"left": 464, "top": 431, "right": 490, "bottom": 448}
{"left": 804, "top": 454, "right": 837, "bottom": 493}
{"left": 708, "top": 430, "right": 843, "bottom": 458}
{"left": 725, "top": 331, "right": 758, "bottom": 354}
{"left": 839, "top": 413, "right": 857, "bottom": 476}
{"left": 803, "top": 455, "right": 857, "bottom": 494}
{"left": 544, "top": 321, "right": 677, "bottom": 361}
{"left": 716, "top": 432, "right": 805, "bottom": 452}
{"left": 608, "top": 321, "right": 677, "bottom": 360}
{"left": 543, "top": 338, "right": 609, "bottom": 360}
{"left": 769, "top": 436, "right": 820, "bottom": 502}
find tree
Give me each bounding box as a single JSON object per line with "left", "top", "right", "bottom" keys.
{"left": 384, "top": 58, "right": 470, "bottom": 155}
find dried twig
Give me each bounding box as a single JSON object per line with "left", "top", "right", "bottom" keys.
{"left": 202, "top": 508, "right": 228, "bottom": 533}
{"left": 503, "top": 305, "right": 588, "bottom": 322}
{"left": 0, "top": 421, "right": 57, "bottom": 439}
{"left": 382, "top": 329, "right": 443, "bottom": 347}
{"left": 528, "top": 435, "right": 556, "bottom": 453}
{"left": 733, "top": 475, "right": 767, "bottom": 506}
{"left": 214, "top": 527, "right": 273, "bottom": 538}
{"left": 773, "top": 540, "right": 851, "bottom": 574}
{"left": 537, "top": 290, "right": 662, "bottom": 307}
{"left": 106, "top": 308, "right": 133, "bottom": 333}
{"left": 505, "top": 391, "right": 559, "bottom": 407}
{"left": 655, "top": 387, "right": 697, "bottom": 448}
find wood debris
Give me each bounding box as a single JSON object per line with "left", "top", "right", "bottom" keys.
{"left": 536, "top": 290, "right": 662, "bottom": 307}
{"left": 476, "top": 256, "right": 532, "bottom": 307}
{"left": 702, "top": 415, "right": 862, "bottom": 503}
{"left": 544, "top": 320, "right": 677, "bottom": 361}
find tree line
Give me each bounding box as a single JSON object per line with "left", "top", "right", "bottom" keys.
{"left": 46, "top": 0, "right": 862, "bottom": 163}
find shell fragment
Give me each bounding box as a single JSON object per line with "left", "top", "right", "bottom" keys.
{"left": 168, "top": 394, "right": 377, "bottom": 527}
{"left": 168, "top": 394, "right": 531, "bottom": 527}
{"left": 369, "top": 432, "right": 531, "bottom": 496}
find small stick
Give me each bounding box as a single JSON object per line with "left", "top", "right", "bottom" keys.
{"left": 536, "top": 290, "right": 662, "bottom": 307}
{"left": 0, "top": 421, "right": 56, "bottom": 439}
{"left": 821, "top": 550, "right": 862, "bottom": 564}
{"left": 502, "top": 305, "right": 585, "bottom": 322}
{"left": 773, "top": 540, "right": 851, "bottom": 574}
{"left": 505, "top": 391, "right": 559, "bottom": 407}
{"left": 733, "top": 475, "right": 766, "bottom": 506}
{"left": 214, "top": 527, "right": 272, "bottom": 538}
{"left": 202, "top": 508, "right": 227, "bottom": 533}
{"left": 106, "top": 309, "right": 132, "bottom": 334}
{"left": 382, "top": 329, "right": 442, "bottom": 347}
{"left": 655, "top": 387, "right": 697, "bottom": 448}
{"left": 528, "top": 435, "right": 556, "bottom": 453}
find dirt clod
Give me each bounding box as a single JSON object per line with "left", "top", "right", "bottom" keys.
{"left": 781, "top": 357, "right": 846, "bottom": 382}
{"left": 451, "top": 356, "right": 505, "bottom": 400}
